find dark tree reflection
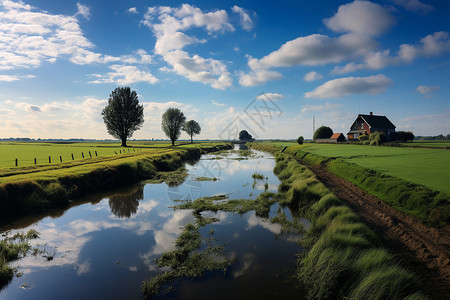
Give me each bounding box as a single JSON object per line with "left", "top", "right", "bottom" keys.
{"left": 108, "top": 184, "right": 144, "bottom": 218}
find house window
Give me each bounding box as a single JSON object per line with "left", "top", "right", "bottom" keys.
{"left": 360, "top": 123, "right": 364, "bottom": 129}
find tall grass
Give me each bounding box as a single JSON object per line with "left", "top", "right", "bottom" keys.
{"left": 255, "top": 145, "right": 430, "bottom": 299}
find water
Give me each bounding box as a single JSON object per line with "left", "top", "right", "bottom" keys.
{"left": 0, "top": 146, "right": 306, "bottom": 299}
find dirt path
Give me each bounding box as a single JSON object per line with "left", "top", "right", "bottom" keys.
{"left": 302, "top": 161, "right": 450, "bottom": 299}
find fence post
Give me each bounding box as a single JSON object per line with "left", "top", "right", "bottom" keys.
{"left": 60, "top": 156, "right": 62, "bottom": 162}
{"left": 95, "top": 151, "right": 98, "bottom": 156}
{"left": 89, "top": 151, "right": 92, "bottom": 158}
{"left": 34, "top": 158, "right": 36, "bottom": 165}
{"left": 115, "top": 151, "right": 117, "bottom": 155}
{"left": 82, "top": 152, "right": 84, "bottom": 158}
{"left": 15, "top": 158, "right": 18, "bottom": 166}
{"left": 49, "top": 156, "right": 51, "bottom": 163}
{"left": 72, "top": 153, "right": 74, "bottom": 160}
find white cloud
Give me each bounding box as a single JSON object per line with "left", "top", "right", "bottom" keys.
{"left": 249, "top": 33, "right": 376, "bottom": 70}
{"left": 304, "top": 71, "right": 323, "bottom": 82}
{"left": 141, "top": 4, "right": 234, "bottom": 89}
{"left": 0, "top": 74, "right": 35, "bottom": 81}
{"left": 333, "top": 32, "right": 450, "bottom": 74}
{"left": 301, "top": 103, "right": 342, "bottom": 112}
{"left": 238, "top": 69, "right": 282, "bottom": 87}
{"left": 127, "top": 7, "right": 138, "bottom": 14}
{"left": 231, "top": 5, "right": 254, "bottom": 31}
{"left": 324, "top": 1, "right": 395, "bottom": 36}
{"left": 212, "top": 100, "right": 226, "bottom": 107}
{"left": 397, "top": 111, "right": 450, "bottom": 136}
{"left": 89, "top": 65, "right": 158, "bottom": 85}
{"left": 255, "top": 93, "right": 283, "bottom": 101}
{"left": 399, "top": 31, "right": 450, "bottom": 62}
{"left": 391, "top": 0, "right": 434, "bottom": 13}
{"left": 75, "top": 3, "right": 90, "bottom": 20}
{"left": 416, "top": 85, "right": 440, "bottom": 96}
{"left": 304, "top": 74, "right": 393, "bottom": 99}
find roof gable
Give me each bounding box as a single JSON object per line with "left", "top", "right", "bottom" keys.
{"left": 360, "top": 114, "right": 396, "bottom": 129}
{"left": 330, "top": 133, "right": 343, "bottom": 139}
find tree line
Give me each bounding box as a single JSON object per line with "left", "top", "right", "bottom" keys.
{"left": 102, "top": 87, "right": 201, "bottom": 146}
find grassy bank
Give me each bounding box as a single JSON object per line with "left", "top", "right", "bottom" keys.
{"left": 281, "top": 144, "right": 449, "bottom": 226}
{"left": 0, "top": 143, "right": 232, "bottom": 218}
{"left": 249, "top": 143, "right": 428, "bottom": 299}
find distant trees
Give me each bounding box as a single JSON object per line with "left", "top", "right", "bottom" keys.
{"left": 313, "top": 126, "right": 333, "bottom": 140}
{"left": 161, "top": 108, "right": 186, "bottom": 146}
{"left": 183, "top": 120, "right": 201, "bottom": 143}
{"left": 239, "top": 130, "right": 253, "bottom": 141}
{"left": 102, "top": 87, "right": 144, "bottom": 147}
{"left": 297, "top": 136, "right": 304, "bottom": 145}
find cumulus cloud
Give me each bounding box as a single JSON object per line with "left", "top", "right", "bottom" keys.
{"left": 391, "top": 0, "right": 434, "bottom": 13}
{"left": 333, "top": 32, "right": 450, "bottom": 74}
{"left": 304, "top": 71, "right": 323, "bottom": 82}
{"left": 255, "top": 93, "right": 283, "bottom": 101}
{"left": 324, "top": 1, "right": 395, "bottom": 36}
{"left": 75, "top": 3, "right": 90, "bottom": 20}
{"left": 0, "top": 1, "right": 153, "bottom": 79}
{"left": 89, "top": 65, "right": 158, "bottom": 85}
{"left": 141, "top": 4, "right": 234, "bottom": 89}
{"left": 239, "top": 69, "right": 282, "bottom": 87}
{"left": 304, "top": 74, "right": 393, "bottom": 99}
{"left": 127, "top": 7, "right": 138, "bottom": 14}
{"left": 231, "top": 5, "right": 254, "bottom": 31}
{"left": 416, "top": 85, "right": 440, "bottom": 96}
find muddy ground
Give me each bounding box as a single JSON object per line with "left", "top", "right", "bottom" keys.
{"left": 301, "top": 160, "right": 450, "bottom": 299}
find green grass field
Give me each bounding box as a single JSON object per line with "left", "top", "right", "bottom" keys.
{"left": 401, "top": 141, "right": 450, "bottom": 148}
{"left": 0, "top": 141, "right": 203, "bottom": 169}
{"left": 300, "top": 144, "right": 450, "bottom": 195}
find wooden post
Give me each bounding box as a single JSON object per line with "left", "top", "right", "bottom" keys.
{"left": 89, "top": 151, "right": 92, "bottom": 157}
{"left": 114, "top": 151, "right": 117, "bottom": 155}
{"left": 49, "top": 156, "right": 51, "bottom": 163}
{"left": 60, "top": 156, "right": 62, "bottom": 162}
{"left": 71, "top": 154, "right": 74, "bottom": 160}
{"left": 82, "top": 152, "right": 84, "bottom": 158}
{"left": 15, "top": 158, "right": 18, "bottom": 166}
{"left": 34, "top": 158, "right": 36, "bottom": 165}
{"left": 95, "top": 151, "right": 98, "bottom": 156}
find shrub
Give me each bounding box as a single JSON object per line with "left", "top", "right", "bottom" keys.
{"left": 358, "top": 134, "right": 369, "bottom": 141}
{"left": 297, "top": 136, "right": 304, "bottom": 145}
{"left": 369, "top": 131, "right": 386, "bottom": 146}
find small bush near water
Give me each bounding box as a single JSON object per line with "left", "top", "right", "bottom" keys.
{"left": 0, "top": 229, "right": 39, "bottom": 290}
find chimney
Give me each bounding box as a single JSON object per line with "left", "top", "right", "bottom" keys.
{"left": 370, "top": 112, "right": 373, "bottom": 116}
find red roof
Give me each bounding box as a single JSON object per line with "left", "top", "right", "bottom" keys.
{"left": 330, "top": 133, "right": 343, "bottom": 139}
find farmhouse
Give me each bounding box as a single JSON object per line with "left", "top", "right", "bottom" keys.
{"left": 347, "top": 112, "right": 396, "bottom": 141}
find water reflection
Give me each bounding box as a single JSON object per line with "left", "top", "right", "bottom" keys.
{"left": 108, "top": 184, "right": 144, "bottom": 218}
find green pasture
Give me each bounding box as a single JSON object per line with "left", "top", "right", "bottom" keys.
{"left": 0, "top": 141, "right": 208, "bottom": 169}
{"left": 401, "top": 141, "right": 450, "bottom": 148}
{"left": 300, "top": 144, "right": 450, "bottom": 195}
{"left": 0, "top": 142, "right": 144, "bottom": 168}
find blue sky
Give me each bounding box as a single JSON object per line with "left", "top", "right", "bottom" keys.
{"left": 0, "top": 0, "right": 449, "bottom": 140}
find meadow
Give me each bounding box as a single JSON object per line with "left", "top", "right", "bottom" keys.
{"left": 299, "top": 143, "right": 450, "bottom": 195}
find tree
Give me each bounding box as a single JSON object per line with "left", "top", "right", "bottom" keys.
{"left": 184, "top": 120, "right": 201, "bottom": 143}
{"left": 369, "top": 131, "right": 386, "bottom": 146}
{"left": 239, "top": 130, "right": 252, "bottom": 141}
{"left": 161, "top": 108, "right": 186, "bottom": 146}
{"left": 297, "top": 136, "right": 304, "bottom": 145}
{"left": 396, "top": 131, "right": 414, "bottom": 142}
{"left": 102, "top": 87, "right": 144, "bottom": 147}
{"left": 313, "top": 126, "right": 333, "bottom": 140}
